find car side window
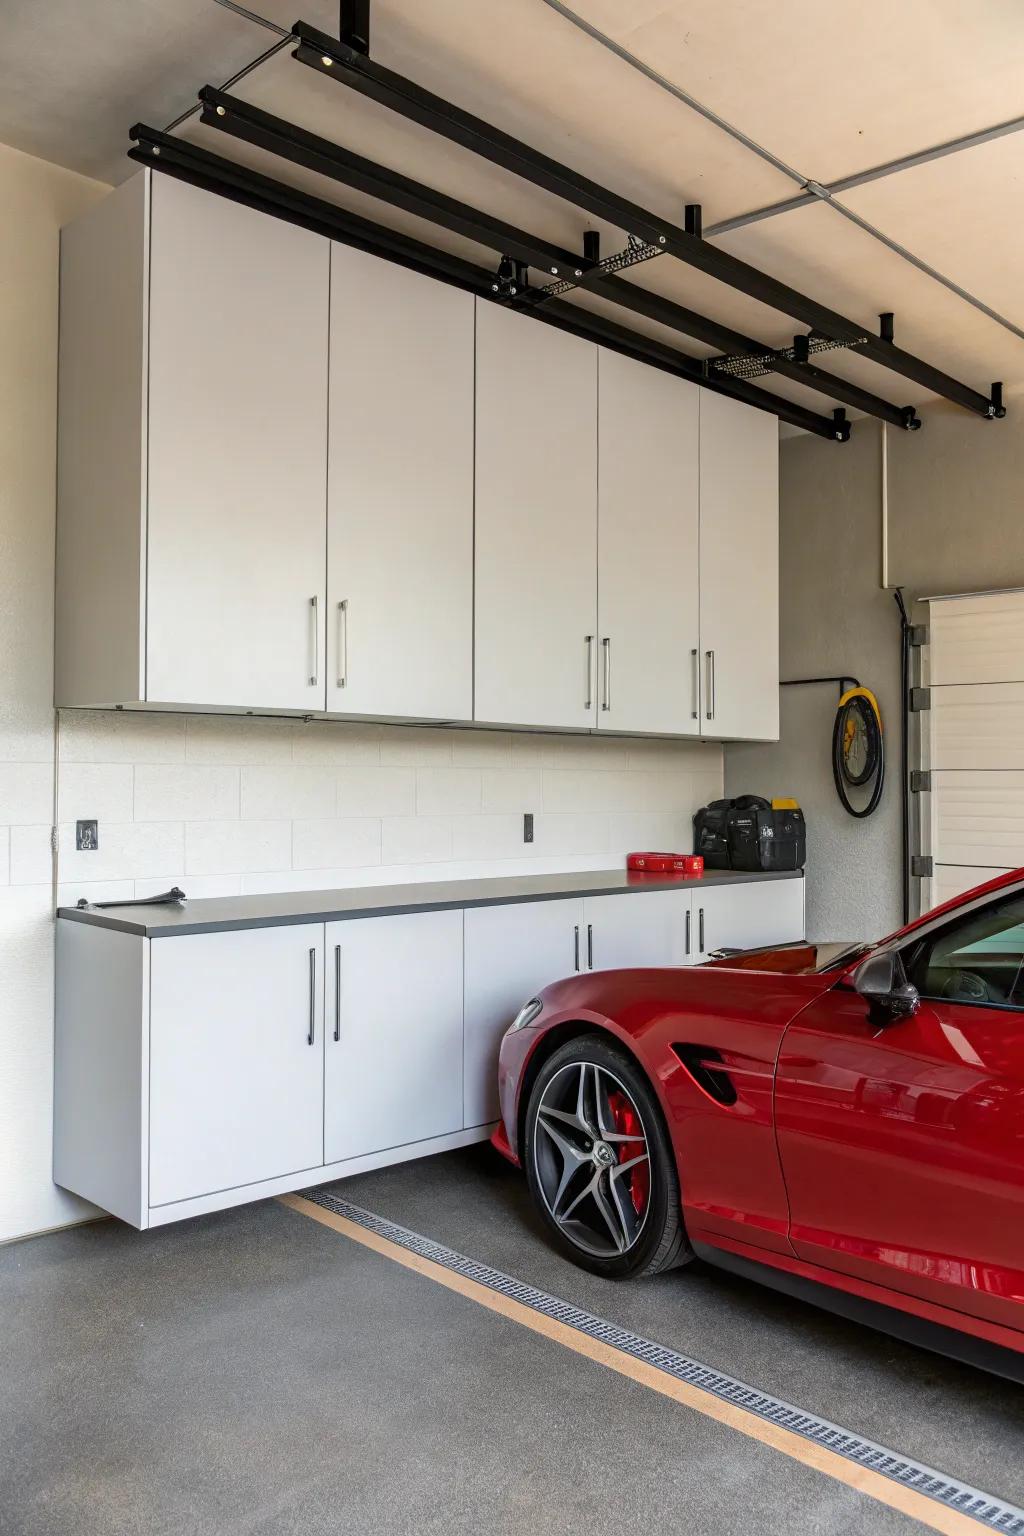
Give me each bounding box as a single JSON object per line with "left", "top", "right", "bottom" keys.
{"left": 904, "top": 893, "right": 1024, "bottom": 1009}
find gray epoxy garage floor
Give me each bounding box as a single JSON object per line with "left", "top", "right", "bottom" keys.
{"left": 4, "top": 1146, "right": 1023, "bottom": 1536}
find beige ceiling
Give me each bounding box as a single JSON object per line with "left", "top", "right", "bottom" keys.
{"left": 2, "top": 0, "right": 1022, "bottom": 429}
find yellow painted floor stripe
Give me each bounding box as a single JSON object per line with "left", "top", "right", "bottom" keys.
{"left": 280, "top": 1193, "right": 983, "bottom": 1535}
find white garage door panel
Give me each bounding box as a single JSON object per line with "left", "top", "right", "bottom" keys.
{"left": 931, "top": 865, "right": 1012, "bottom": 908}
{"left": 930, "top": 594, "right": 1024, "bottom": 685}
{"left": 932, "top": 772, "right": 1024, "bottom": 866}
{"left": 931, "top": 683, "right": 1024, "bottom": 770}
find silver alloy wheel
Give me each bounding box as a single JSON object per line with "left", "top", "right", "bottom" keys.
{"left": 532, "top": 1060, "right": 651, "bottom": 1258}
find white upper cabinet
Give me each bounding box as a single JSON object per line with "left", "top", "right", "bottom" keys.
{"left": 56, "top": 170, "right": 330, "bottom": 713}
{"left": 597, "top": 351, "right": 700, "bottom": 735}
{"left": 56, "top": 173, "right": 779, "bottom": 741}
{"left": 326, "top": 246, "right": 474, "bottom": 721}
{"left": 474, "top": 302, "right": 598, "bottom": 729}
{"left": 698, "top": 391, "right": 780, "bottom": 741}
{"left": 147, "top": 177, "right": 329, "bottom": 711}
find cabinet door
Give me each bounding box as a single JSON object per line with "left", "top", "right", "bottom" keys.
{"left": 324, "top": 911, "right": 463, "bottom": 1163}
{"left": 146, "top": 175, "right": 329, "bottom": 710}
{"left": 474, "top": 302, "right": 597, "bottom": 729}
{"left": 464, "top": 898, "right": 583, "bottom": 1128}
{"left": 698, "top": 392, "right": 779, "bottom": 740}
{"left": 582, "top": 890, "right": 691, "bottom": 971}
{"left": 693, "top": 880, "right": 804, "bottom": 959}
{"left": 597, "top": 351, "right": 700, "bottom": 734}
{"left": 149, "top": 925, "right": 324, "bottom": 1207}
{"left": 327, "top": 247, "right": 474, "bottom": 721}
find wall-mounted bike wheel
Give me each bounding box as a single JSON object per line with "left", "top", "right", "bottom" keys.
{"left": 833, "top": 687, "right": 884, "bottom": 818}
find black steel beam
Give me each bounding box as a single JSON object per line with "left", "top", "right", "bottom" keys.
{"left": 292, "top": 17, "right": 999, "bottom": 419}
{"left": 199, "top": 87, "right": 913, "bottom": 429}
{"left": 128, "top": 124, "right": 846, "bottom": 440}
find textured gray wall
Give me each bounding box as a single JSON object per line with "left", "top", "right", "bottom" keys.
{"left": 887, "top": 397, "right": 1024, "bottom": 597}
{"left": 725, "top": 422, "right": 903, "bottom": 943}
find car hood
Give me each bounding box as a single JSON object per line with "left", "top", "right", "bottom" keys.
{"left": 705, "top": 940, "right": 873, "bottom": 975}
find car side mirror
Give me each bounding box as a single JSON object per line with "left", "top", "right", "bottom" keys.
{"left": 852, "top": 950, "right": 920, "bottom": 1024}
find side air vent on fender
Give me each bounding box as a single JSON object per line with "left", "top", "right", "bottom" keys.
{"left": 671, "top": 1044, "right": 738, "bottom": 1107}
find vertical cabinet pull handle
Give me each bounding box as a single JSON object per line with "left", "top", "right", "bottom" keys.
{"left": 698, "top": 907, "right": 705, "bottom": 954}
{"left": 691, "top": 648, "right": 700, "bottom": 721}
{"left": 309, "top": 596, "right": 319, "bottom": 688}
{"left": 307, "top": 946, "right": 316, "bottom": 1045}
{"left": 584, "top": 636, "right": 594, "bottom": 711}
{"left": 574, "top": 924, "right": 580, "bottom": 972}
{"left": 601, "top": 637, "right": 611, "bottom": 712}
{"left": 337, "top": 600, "right": 348, "bottom": 689}
{"left": 587, "top": 923, "right": 594, "bottom": 970}
{"left": 685, "top": 908, "right": 691, "bottom": 956}
{"left": 705, "top": 650, "right": 715, "bottom": 721}
{"left": 333, "top": 943, "right": 341, "bottom": 1042}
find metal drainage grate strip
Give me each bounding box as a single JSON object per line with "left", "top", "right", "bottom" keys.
{"left": 301, "top": 1188, "right": 1024, "bottom": 1534}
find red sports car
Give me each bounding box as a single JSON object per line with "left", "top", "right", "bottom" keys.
{"left": 492, "top": 868, "right": 1024, "bottom": 1380}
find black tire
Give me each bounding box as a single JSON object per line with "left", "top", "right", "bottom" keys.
{"left": 523, "top": 1034, "right": 692, "bottom": 1279}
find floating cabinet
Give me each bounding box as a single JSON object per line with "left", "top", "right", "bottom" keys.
{"left": 327, "top": 246, "right": 474, "bottom": 722}
{"left": 474, "top": 302, "right": 598, "bottom": 730}
{"left": 54, "top": 872, "right": 803, "bottom": 1229}
{"left": 57, "top": 170, "right": 330, "bottom": 713}
{"left": 324, "top": 910, "right": 464, "bottom": 1163}
{"left": 698, "top": 391, "right": 780, "bottom": 741}
{"left": 463, "top": 897, "right": 584, "bottom": 1127}
{"left": 597, "top": 352, "right": 701, "bottom": 736}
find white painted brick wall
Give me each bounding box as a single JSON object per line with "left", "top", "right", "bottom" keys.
{"left": 48, "top": 712, "right": 724, "bottom": 904}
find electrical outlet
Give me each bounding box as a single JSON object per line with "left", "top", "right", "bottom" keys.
{"left": 76, "top": 819, "right": 98, "bottom": 851}
{"left": 523, "top": 812, "right": 534, "bottom": 844}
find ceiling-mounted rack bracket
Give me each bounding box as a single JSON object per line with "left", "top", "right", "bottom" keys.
{"left": 338, "top": 0, "right": 369, "bottom": 55}
{"left": 532, "top": 231, "right": 664, "bottom": 301}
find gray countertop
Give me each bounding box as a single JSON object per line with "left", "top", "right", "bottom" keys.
{"left": 56, "top": 866, "right": 802, "bottom": 939}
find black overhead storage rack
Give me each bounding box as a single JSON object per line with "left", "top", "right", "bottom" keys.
{"left": 130, "top": 1, "right": 1006, "bottom": 440}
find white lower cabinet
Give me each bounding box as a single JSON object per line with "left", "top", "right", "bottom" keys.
{"left": 582, "top": 891, "right": 693, "bottom": 970}
{"left": 692, "top": 878, "right": 804, "bottom": 958}
{"left": 463, "top": 898, "right": 583, "bottom": 1128}
{"left": 324, "top": 911, "right": 464, "bottom": 1163}
{"left": 54, "top": 875, "right": 804, "bottom": 1229}
{"left": 148, "top": 925, "right": 326, "bottom": 1208}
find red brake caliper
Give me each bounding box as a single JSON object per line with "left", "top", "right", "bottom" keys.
{"left": 607, "top": 1090, "right": 649, "bottom": 1215}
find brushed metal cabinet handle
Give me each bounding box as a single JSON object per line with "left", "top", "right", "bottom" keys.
{"left": 309, "top": 596, "right": 319, "bottom": 688}
{"left": 336, "top": 600, "right": 348, "bottom": 689}
{"left": 705, "top": 649, "right": 715, "bottom": 721}
{"left": 685, "top": 908, "right": 691, "bottom": 956}
{"left": 699, "top": 907, "right": 705, "bottom": 954}
{"left": 574, "top": 924, "right": 580, "bottom": 972}
{"left": 333, "top": 943, "right": 341, "bottom": 1042}
{"left": 601, "top": 637, "right": 611, "bottom": 712}
{"left": 691, "top": 647, "right": 700, "bottom": 721}
{"left": 587, "top": 923, "right": 594, "bottom": 970}
{"left": 584, "top": 636, "right": 594, "bottom": 711}
{"left": 307, "top": 946, "right": 316, "bottom": 1046}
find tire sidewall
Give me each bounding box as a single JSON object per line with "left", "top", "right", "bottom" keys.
{"left": 523, "top": 1034, "right": 679, "bottom": 1279}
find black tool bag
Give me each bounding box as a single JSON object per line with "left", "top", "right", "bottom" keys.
{"left": 727, "top": 798, "right": 806, "bottom": 872}
{"left": 692, "top": 798, "right": 735, "bottom": 869}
